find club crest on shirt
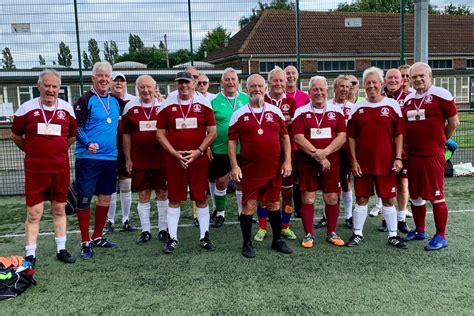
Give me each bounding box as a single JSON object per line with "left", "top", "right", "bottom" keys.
{"left": 380, "top": 107, "right": 390, "bottom": 117}
{"left": 155, "top": 107, "right": 160, "bottom": 114}
{"left": 265, "top": 113, "right": 274, "bottom": 122}
{"left": 237, "top": 101, "right": 243, "bottom": 107}
{"left": 344, "top": 108, "right": 350, "bottom": 116}
{"left": 327, "top": 112, "right": 336, "bottom": 120}
{"left": 398, "top": 100, "right": 404, "bottom": 107}
{"left": 34, "top": 111, "right": 40, "bottom": 116}
{"left": 57, "top": 110, "right": 66, "bottom": 120}
{"left": 425, "top": 95, "right": 433, "bottom": 103}
{"left": 243, "top": 116, "right": 249, "bottom": 121}
{"left": 193, "top": 104, "right": 202, "bottom": 112}
{"left": 281, "top": 104, "right": 290, "bottom": 111}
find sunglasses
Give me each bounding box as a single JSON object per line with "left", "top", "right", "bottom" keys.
{"left": 197, "top": 81, "right": 209, "bottom": 85}
{"left": 401, "top": 74, "right": 410, "bottom": 78}
{"left": 351, "top": 81, "right": 359, "bottom": 86}
{"left": 192, "top": 75, "right": 199, "bottom": 79}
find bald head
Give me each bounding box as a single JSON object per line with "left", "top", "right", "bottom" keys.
{"left": 384, "top": 68, "right": 402, "bottom": 93}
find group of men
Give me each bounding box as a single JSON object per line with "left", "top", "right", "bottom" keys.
{"left": 11, "top": 60, "right": 459, "bottom": 263}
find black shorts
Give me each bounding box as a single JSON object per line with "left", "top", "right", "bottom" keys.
{"left": 209, "top": 153, "right": 239, "bottom": 179}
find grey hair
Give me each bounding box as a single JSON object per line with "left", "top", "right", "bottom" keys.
{"left": 332, "top": 74, "right": 351, "bottom": 91}
{"left": 409, "top": 62, "right": 432, "bottom": 76}
{"left": 362, "top": 67, "right": 384, "bottom": 85}
{"left": 308, "top": 75, "right": 328, "bottom": 89}
{"left": 221, "top": 67, "right": 238, "bottom": 81}
{"left": 246, "top": 74, "right": 266, "bottom": 90}
{"left": 267, "top": 66, "right": 286, "bottom": 82}
{"left": 136, "top": 75, "right": 156, "bottom": 88}
{"left": 38, "top": 69, "right": 61, "bottom": 86}
{"left": 92, "top": 61, "right": 113, "bottom": 77}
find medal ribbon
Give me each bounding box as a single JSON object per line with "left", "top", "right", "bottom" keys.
{"left": 414, "top": 94, "right": 427, "bottom": 113}
{"left": 140, "top": 98, "right": 156, "bottom": 121}
{"left": 311, "top": 101, "right": 327, "bottom": 130}
{"left": 178, "top": 97, "right": 194, "bottom": 122}
{"left": 248, "top": 103, "right": 266, "bottom": 130}
{"left": 224, "top": 92, "right": 239, "bottom": 110}
{"left": 92, "top": 88, "right": 110, "bottom": 117}
{"left": 38, "top": 98, "right": 58, "bottom": 127}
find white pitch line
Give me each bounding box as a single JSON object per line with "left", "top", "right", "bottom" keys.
{"left": 1, "top": 209, "right": 474, "bottom": 239}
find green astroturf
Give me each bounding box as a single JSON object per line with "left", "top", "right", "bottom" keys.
{"left": 0, "top": 177, "right": 473, "bottom": 314}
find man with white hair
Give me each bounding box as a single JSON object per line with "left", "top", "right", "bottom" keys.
{"left": 403, "top": 62, "right": 460, "bottom": 251}
{"left": 74, "top": 61, "right": 126, "bottom": 259}
{"left": 209, "top": 68, "right": 249, "bottom": 227}
{"left": 11, "top": 69, "right": 77, "bottom": 265}
{"left": 229, "top": 74, "right": 292, "bottom": 258}
{"left": 293, "top": 76, "right": 347, "bottom": 248}
{"left": 346, "top": 67, "right": 407, "bottom": 249}
{"left": 122, "top": 75, "right": 169, "bottom": 244}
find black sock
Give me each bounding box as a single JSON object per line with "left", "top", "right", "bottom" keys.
{"left": 268, "top": 210, "right": 282, "bottom": 241}
{"left": 240, "top": 214, "right": 253, "bottom": 244}
{"left": 293, "top": 184, "right": 301, "bottom": 216}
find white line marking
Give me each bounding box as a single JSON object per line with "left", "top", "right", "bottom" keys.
{"left": 1, "top": 209, "right": 473, "bottom": 239}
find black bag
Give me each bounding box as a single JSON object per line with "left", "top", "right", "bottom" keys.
{"left": 445, "top": 159, "right": 454, "bottom": 178}
{"left": 65, "top": 181, "right": 77, "bottom": 215}
{"left": 0, "top": 270, "right": 37, "bottom": 301}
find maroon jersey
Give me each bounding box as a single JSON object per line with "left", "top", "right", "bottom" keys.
{"left": 264, "top": 93, "right": 296, "bottom": 122}
{"left": 228, "top": 103, "right": 288, "bottom": 180}
{"left": 12, "top": 98, "right": 77, "bottom": 174}
{"left": 292, "top": 102, "right": 346, "bottom": 164}
{"left": 122, "top": 98, "right": 164, "bottom": 169}
{"left": 383, "top": 87, "right": 410, "bottom": 159}
{"left": 157, "top": 94, "right": 215, "bottom": 151}
{"left": 347, "top": 97, "right": 403, "bottom": 175}
{"left": 403, "top": 85, "right": 457, "bottom": 157}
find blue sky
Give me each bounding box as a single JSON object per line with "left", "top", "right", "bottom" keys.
{"left": 0, "top": 0, "right": 472, "bottom": 68}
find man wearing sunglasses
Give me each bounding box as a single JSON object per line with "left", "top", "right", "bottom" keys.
{"left": 196, "top": 73, "right": 216, "bottom": 102}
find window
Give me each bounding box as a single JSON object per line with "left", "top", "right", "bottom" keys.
{"left": 428, "top": 59, "right": 452, "bottom": 69}
{"left": 259, "top": 61, "right": 296, "bottom": 73}
{"left": 371, "top": 60, "right": 400, "bottom": 70}
{"left": 317, "top": 60, "right": 354, "bottom": 72}
{"left": 17, "top": 87, "right": 32, "bottom": 106}
{"left": 467, "top": 59, "right": 474, "bottom": 69}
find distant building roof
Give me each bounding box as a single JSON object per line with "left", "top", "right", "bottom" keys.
{"left": 31, "top": 64, "right": 69, "bottom": 70}
{"left": 113, "top": 61, "right": 147, "bottom": 69}
{"left": 172, "top": 61, "right": 215, "bottom": 69}
{"left": 206, "top": 10, "right": 474, "bottom": 63}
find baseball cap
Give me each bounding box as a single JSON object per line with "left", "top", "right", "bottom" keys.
{"left": 112, "top": 73, "right": 126, "bottom": 81}
{"left": 175, "top": 72, "right": 193, "bottom": 82}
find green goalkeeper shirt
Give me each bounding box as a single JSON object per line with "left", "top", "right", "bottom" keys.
{"left": 211, "top": 91, "right": 250, "bottom": 154}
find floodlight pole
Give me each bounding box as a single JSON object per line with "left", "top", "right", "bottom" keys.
{"left": 73, "top": 0, "right": 84, "bottom": 95}
{"left": 187, "top": 0, "right": 194, "bottom": 66}
{"left": 414, "top": 0, "right": 429, "bottom": 63}
{"left": 400, "top": 0, "right": 405, "bottom": 65}
{"left": 296, "top": 0, "right": 301, "bottom": 89}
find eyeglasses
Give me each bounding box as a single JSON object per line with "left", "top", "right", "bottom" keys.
{"left": 351, "top": 81, "right": 359, "bottom": 86}
{"left": 197, "top": 81, "right": 209, "bottom": 85}
{"left": 401, "top": 74, "right": 409, "bottom": 78}
{"left": 192, "top": 75, "right": 199, "bottom": 80}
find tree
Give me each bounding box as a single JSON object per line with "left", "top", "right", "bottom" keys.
{"left": 82, "top": 51, "right": 92, "bottom": 69}
{"left": 38, "top": 54, "right": 46, "bottom": 65}
{"left": 169, "top": 49, "right": 192, "bottom": 67}
{"left": 1, "top": 47, "right": 15, "bottom": 69}
{"left": 195, "top": 26, "right": 230, "bottom": 60}
{"left": 128, "top": 33, "right": 144, "bottom": 53}
{"left": 442, "top": 2, "right": 472, "bottom": 15}
{"left": 57, "top": 41, "right": 72, "bottom": 67}
{"left": 116, "top": 47, "right": 167, "bottom": 68}
{"left": 239, "top": 0, "right": 295, "bottom": 29}
{"left": 336, "top": 0, "right": 438, "bottom": 14}
{"left": 104, "top": 40, "right": 119, "bottom": 65}
{"left": 158, "top": 40, "right": 166, "bottom": 50}
{"left": 88, "top": 38, "right": 101, "bottom": 64}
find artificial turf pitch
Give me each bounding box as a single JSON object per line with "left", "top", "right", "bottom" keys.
{"left": 1, "top": 177, "right": 473, "bottom": 314}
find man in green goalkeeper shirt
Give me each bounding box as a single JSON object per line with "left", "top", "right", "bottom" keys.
{"left": 209, "top": 68, "right": 250, "bottom": 227}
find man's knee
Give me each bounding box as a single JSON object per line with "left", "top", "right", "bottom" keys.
{"left": 410, "top": 197, "right": 426, "bottom": 206}
{"left": 76, "top": 195, "right": 92, "bottom": 210}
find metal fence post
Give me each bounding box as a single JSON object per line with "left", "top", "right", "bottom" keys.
{"left": 74, "top": 0, "right": 84, "bottom": 95}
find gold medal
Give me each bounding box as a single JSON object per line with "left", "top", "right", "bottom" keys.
{"left": 106, "top": 117, "right": 112, "bottom": 124}
{"left": 257, "top": 128, "right": 264, "bottom": 135}
{"left": 316, "top": 129, "right": 322, "bottom": 135}
{"left": 146, "top": 123, "right": 151, "bottom": 129}
{"left": 181, "top": 123, "right": 187, "bottom": 129}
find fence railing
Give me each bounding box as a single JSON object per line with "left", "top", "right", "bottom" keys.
{"left": 1, "top": 109, "right": 473, "bottom": 196}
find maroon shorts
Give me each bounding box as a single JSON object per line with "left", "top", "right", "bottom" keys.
{"left": 339, "top": 150, "right": 351, "bottom": 192}
{"left": 407, "top": 155, "right": 445, "bottom": 201}
{"left": 298, "top": 159, "right": 340, "bottom": 193}
{"left": 242, "top": 175, "right": 282, "bottom": 205}
{"left": 354, "top": 173, "right": 396, "bottom": 199}
{"left": 166, "top": 154, "right": 208, "bottom": 203}
{"left": 25, "top": 171, "right": 69, "bottom": 206}
{"left": 132, "top": 168, "right": 167, "bottom": 192}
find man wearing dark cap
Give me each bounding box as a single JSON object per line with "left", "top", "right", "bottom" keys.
{"left": 157, "top": 72, "right": 217, "bottom": 254}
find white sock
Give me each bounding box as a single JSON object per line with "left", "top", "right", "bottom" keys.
{"left": 353, "top": 204, "right": 368, "bottom": 236}
{"left": 55, "top": 236, "right": 66, "bottom": 253}
{"left": 342, "top": 190, "right": 353, "bottom": 219}
{"left": 120, "top": 178, "right": 132, "bottom": 223}
{"left": 196, "top": 206, "right": 210, "bottom": 239}
{"left": 397, "top": 209, "right": 408, "bottom": 222}
{"left": 209, "top": 181, "right": 216, "bottom": 210}
{"left": 25, "top": 244, "right": 37, "bottom": 257}
{"left": 167, "top": 206, "right": 180, "bottom": 240}
{"left": 157, "top": 199, "right": 168, "bottom": 231}
{"left": 375, "top": 197, "right": 383, "bottom": 209}
{"left": 236, "top": 190, "right": 243, "bottom": 215}
{"left": 107, "top": 192, "right": 117, "bottom": 224}
{"left": 383, "top": 205, "right": 398, "bottom": 237}
{"left": 137, "top": 202, "right": 151, "bottom": 232}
